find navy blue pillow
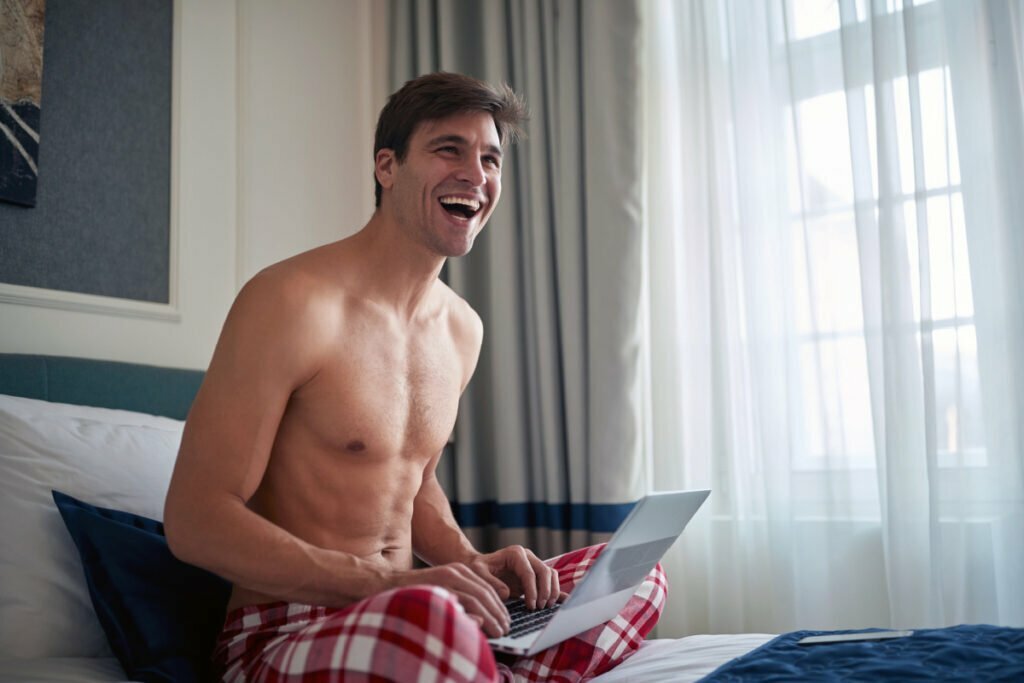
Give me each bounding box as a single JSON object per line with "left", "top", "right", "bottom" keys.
{"left": 52, "top": 491, "right": 231, "bottom": 683}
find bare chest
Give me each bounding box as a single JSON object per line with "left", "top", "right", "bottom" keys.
{"left": 283, "top": 332, "right": 463, "bottom": 460}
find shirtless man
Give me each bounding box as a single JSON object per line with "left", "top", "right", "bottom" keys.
{"left": 165, "top": 72, "right": 663, "bottom": 682}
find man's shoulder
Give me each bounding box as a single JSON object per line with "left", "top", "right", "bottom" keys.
{"left": 229, "top": 251, "right": 351, "bottom": 347}
{"left": 244, "top": 242, "right": 354, "bottom": 305}
{"left": 237, "top": 266, "right": 326, "bottom": 319}
{"left": 435, "top": 281, "right": 483, "bottom": 343}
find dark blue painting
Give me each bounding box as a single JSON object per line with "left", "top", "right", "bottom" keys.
{"left": 0, "top": 0, "right": 47, "bottom": 207}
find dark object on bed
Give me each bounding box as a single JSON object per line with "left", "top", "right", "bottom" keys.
{"left": 0, "top": 354, "right": 203, "bottom": 420}
{"left": 702, "top": 624, "right": 1024, "bottom": 681}
{"left": 53, "top": 490, "right": 231, "bottom": 683}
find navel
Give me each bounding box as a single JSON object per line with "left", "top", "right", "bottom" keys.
{"left": 345, "top": 439, "right": 367, "bottom": 452}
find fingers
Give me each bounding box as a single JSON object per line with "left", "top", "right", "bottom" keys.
{"left": 469, "top": 559, "right": 511, "bottom": 601}
{"left": 527, "top": 551, "right": 554, "bottom": 608}
{"left": 547, "top": 564, "right": 562, "bottom": 608}
{"left": 456, "top": 587, "right": 507, "bottom": 637}
{"left": 482, "top": 546, "right": 562, "bottom": 610}
{"left": 505, "top": 546, "right": 560, "bottom": 610}
{"left": 536, "top": 554, "right": 561, "bottom": 608}
{"left": 504, "top": 546, "right": 539, "bottom": 609}
{"left": 408, "top": 545, "right": 563, "bottom": 641}
{"left": 435, "top": 564, "right": 510, "bottom": 637}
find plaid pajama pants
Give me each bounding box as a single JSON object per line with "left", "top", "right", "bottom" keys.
{"left": 212, "top": 543, "right": 666, "bottom": 682}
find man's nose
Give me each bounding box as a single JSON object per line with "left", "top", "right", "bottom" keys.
{"left": 455, "top": 156, "right": 487, "bottom": 186}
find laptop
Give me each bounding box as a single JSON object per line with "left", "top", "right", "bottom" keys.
{"left": 488, "top": 488, "right": 710, "bottom": 656}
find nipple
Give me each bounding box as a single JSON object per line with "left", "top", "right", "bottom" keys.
{"left": 346, "top": 440, "right": 367, "bottom": 452}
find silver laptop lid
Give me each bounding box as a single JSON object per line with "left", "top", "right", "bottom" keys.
{"left": 490, "top": 489, "right": 710, "bottom": 655}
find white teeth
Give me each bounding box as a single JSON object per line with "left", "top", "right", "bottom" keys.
{"left": 439, "top": 196, "right": 481, "bottom": 211}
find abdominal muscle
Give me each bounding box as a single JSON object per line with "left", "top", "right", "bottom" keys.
{"left": 225, "top": 436, "right": 429, "bottom": 613}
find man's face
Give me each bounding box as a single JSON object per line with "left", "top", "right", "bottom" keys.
{"left": 377, "top": 111, "right": 503, "bottom": 257}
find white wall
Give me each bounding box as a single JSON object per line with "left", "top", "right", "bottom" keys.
{"left": 236, "top": 0, "right": 389, "bottom": 283}
{"left": 0, "top": 0, "right": 388, "bottom": 370}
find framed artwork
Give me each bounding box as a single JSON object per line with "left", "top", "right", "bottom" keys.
{"left": 0, "top": 0, "right": 47, "bottom": 207}
{"left": 0, "top": 0, "right": 178, "bottom": 320}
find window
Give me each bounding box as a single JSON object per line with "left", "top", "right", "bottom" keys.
{"left": 780, "top": 0, "right": 984, "bottom": 469}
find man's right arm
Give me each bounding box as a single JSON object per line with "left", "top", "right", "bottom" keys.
{"left": 164, "top": 270, "right": 387, "bottom": 606}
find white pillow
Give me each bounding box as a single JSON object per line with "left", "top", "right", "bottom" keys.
{"left": 0, "top": 394, "right": 185, "bottom": 659}
{"left": 0, "top": 394, "right": 185, "bottom": 431}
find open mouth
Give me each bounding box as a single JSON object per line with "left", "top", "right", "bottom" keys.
{"left": 438, "top": 195, "right": 482, "bottom": 220}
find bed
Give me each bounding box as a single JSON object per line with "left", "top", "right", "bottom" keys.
{"left": 2, "top": 353, "right": 1021, "bottom": 682}
{"left": 0, "top": 353, "right": 769, "bottom": 682}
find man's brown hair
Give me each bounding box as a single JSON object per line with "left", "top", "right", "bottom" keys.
{"left": 373, "top": 72, "right": 528, "bottom": 207}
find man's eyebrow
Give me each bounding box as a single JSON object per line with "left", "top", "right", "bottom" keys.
{"left": 426, "top": 134, "right": 503, "bottom": 158}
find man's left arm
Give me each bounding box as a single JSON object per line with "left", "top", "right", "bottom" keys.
{"left": 411, "top": 457, "right": 562, "bottom": 610}
{"left": 417, "top": 296, "right": 562, "bottom": 609}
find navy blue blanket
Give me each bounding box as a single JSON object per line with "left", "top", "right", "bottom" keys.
{"left": 701, "top": 624, "right": 1024, "bottom": 681}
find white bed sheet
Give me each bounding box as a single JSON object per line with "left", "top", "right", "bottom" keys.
{"left": 592, "top": 634, "right": 773, "bottom": 683}
{"left": 0, "top": 634, "right": 771, "bottom": 683}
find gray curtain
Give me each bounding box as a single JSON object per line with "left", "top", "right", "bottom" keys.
{"left": 387, "top": 0, "right": 646, "bottom": 557}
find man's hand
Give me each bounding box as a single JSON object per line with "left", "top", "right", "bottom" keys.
{"left": 391, "top": 563, "right": 511, "bottom": 638}
{"left": 409, "top": 472, "right": 564, "bottom": 634}
{"left": 471, "top": 545, "right": 567, "bottom": 611}
{"left": 388, "top": 545, "right": 566, "bottom": 639}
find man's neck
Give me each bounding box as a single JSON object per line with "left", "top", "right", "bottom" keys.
{"left": 345, "top": 212, "right": 447, "bottom": 322}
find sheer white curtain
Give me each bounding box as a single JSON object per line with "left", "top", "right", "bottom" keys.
{"left": 642, "top": 0, "right": 1024, "bottom": 637}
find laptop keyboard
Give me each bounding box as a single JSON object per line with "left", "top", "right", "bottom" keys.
{"left": 505, "top": 598, "right": 562, "bottom": 637}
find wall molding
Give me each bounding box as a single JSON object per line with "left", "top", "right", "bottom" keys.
{"left": 0, "top": 282, "right": 181, "bottom": 321}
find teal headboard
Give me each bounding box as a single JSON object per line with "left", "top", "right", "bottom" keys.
{"left": 0, "top": 354, "right": 204, "bottom": 420}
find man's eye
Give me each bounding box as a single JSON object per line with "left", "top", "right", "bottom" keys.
{"left": 484, "top": 156, "right": 501, "bottom": 168}
{"left": 438, "top": 146, "right": 458, "bottom": 154}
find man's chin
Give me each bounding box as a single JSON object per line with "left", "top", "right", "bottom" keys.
{"left": 434, "top": 230, "right": 479, "bottom": 258}
{"left": 441, "top": 240, "right": 475, "bottom": 258}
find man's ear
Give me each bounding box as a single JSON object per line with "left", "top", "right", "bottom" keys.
{"left": 375, "top": 149, "right": 397, "bottom": 192}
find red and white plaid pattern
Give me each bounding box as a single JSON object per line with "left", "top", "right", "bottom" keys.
{"left": 499, "top": 543, "right": 666, "bottom": 682}
{"left": 213, "top": 585, "right": 497, "bottom": 682}
{"left": 213, "top": 543, "right": 665, "bottom": 682}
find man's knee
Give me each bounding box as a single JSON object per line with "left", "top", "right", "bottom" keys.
{"left": 632, "top": 561, "right": 668, "bottom": 630}
{"left": 650, "top": 561, "right": 667, "bottom": 587}
{"left": 378, "top": 585, "right": 480, "bottom": 632}
{"left": 385, "top": 584, "right": 460, "bottom": 610}
{"left": 546, "top": 542, "right": 607, "bottom": 570}
{"left": 373, "top": 586, "right": 497, "bottom": 682}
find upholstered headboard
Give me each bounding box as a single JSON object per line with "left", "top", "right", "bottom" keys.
{"left": 0, "top": 354, "right": 204, "bottom": 420}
